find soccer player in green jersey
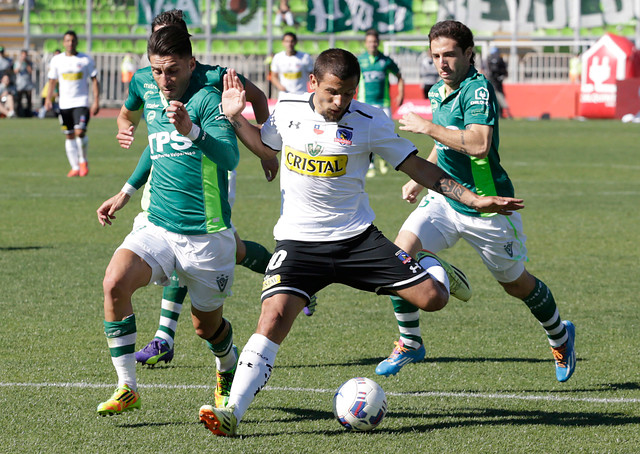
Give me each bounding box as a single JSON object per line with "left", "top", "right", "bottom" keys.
{"left": 112, "top": 11, "right": 281, "bottom": 387}
{"left": 95, "top": 25, "right": 254, "bottom": 415}
{"left": 376, "top": 20, "right": 576, "bottom": 383}
{"left": 357, "top": 28, "right": 404, "bottom": 177}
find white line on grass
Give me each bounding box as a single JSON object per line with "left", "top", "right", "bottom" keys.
{"left": 2, "top": 382, "right": 639, "bottom": 404}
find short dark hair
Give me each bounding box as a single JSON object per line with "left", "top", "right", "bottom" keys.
{"left": 148, "top": 25, "right": 192, "bottom": 59}
{"left": 151, "top": 9, "right": 188, "bottom": 32}
{"left": 365, "top": 28, "right": 379, "bottom": 39}
{"left": 283, "top": 32, "right": 297, "bottom": 42}
{"left": 64, "top": 30, "right": 78, "bottom": 40}
{"left": 313, "top": 48, "right": 360, "bottom": 83}
{"left": 429, "top": 20, "right": 475, "bottom": 66}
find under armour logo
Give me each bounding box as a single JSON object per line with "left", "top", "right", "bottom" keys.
{"left": 409, "top": 263, "right": 422, "bottom": 274}
{"left": 289, "top": 121, "right": 300, "bottom": 129}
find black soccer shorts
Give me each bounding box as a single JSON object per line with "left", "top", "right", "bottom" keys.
{"left": 261, "top": 225, "right": 430, "bottom": 303}
{"left": 58, "top": 106, "right": 90, "bottom": 134}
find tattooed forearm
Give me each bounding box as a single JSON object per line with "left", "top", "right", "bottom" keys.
{"left": 433, "top": 176, "right": 467, "bottom": 202}
{"left": 227, "top": 117, "right": 243, "bottom": 129}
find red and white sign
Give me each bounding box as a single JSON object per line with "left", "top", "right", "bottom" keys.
{"left": 579, "top": 33, "right": 639, "bottom": 118}
{"left": 393, "top": 99, "right": 432, "bottom": 120}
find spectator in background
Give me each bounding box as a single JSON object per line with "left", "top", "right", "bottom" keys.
{"left": 569, "top": 53, "right": 582, "bottom": 84}
{"left": 418, "top": 50, "right": 439, "bottom": 98}
{"left": 270, "top": 32, "right": 313, "bottom": 96}
{"left": 120, "top": 53, "right": 137, "bottom": 97}
{"left": 0, "top": 46, "right": 13, "bottom": 79}
{"left": 0, "top": 73, "right": 16, "bottom": 118}
{"left": 38, "top": 49, "right": 60, "bottom": 118}
{"left": 485, "top": 47, "right": 512, "bottom": 118}
{"left": 274, "top": 0, "right": 294, "bottom": 27}
{"left": 14, "top": 49, "right": 34, "bottom": 117}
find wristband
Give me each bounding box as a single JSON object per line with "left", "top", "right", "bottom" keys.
{"left": 186, "top": 123, "right": 202, "bottom": 141}
{"left": 121, "top": 183, "right": 137, "bottom": 196}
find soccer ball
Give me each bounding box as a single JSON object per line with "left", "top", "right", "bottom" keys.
{"left": 333, "top": 377, "right": 387, "bottom": 431}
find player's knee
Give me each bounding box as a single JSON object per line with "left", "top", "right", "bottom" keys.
{"left": 401, "top": 281, "right": 449, "bottom": 312}
{"left": 102, "top": 271, "right": 130, "bottom": 302}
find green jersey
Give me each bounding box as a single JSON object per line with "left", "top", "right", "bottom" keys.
{"left": 428, "top": 66, "right": 514, "bottom": 217}
{"left": 357, "top": 51, "right": 401, "bottom": 108}
{"left": 124, "top": 63, "right": 239, "bottom": 235}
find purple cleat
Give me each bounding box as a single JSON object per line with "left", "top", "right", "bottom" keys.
{"left": 135, "top": 338, "right": 174, "bottom": 367}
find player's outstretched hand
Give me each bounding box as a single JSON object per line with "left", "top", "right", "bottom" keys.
{"left": 399, "top": 112, "right": 430, "bottom": 134}
{"left": 166, "top": 100, "right": 193, "bottom": 136}
{"left": 473, "top": 196, "right": 524, "bottom": 215}
{"left": 402, "top": 179, "right": 426, "bottom": 204}
{"left": 222, "top": 68, "right": 246, "bottom": 119}
{"left": 97, "top": 192, "right": 131, "bottom": 226}
{"left": 117, "top": 125, "right": 135, "bottom": 149}
{"left": 261, "top": 156, "right": 279, "bottom": 182}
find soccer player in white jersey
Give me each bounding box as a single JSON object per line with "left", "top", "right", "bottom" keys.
{"left": 45, "top": 30, "right": 100, "bottom": 177}
{"left": 197, "top": 49, "right": 524, "bottom": 437}
{"left": 270, "top": 32, "right": 314, "bottom": 96}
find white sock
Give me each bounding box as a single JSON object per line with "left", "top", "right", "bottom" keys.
{"left": 76, "top": 136, "right": 88, "bottom": 163}
{"left": 418, "top": 256, "right": 450, "bottom": 293}
{"left": 65, "top": 139, "right": 79, "bottom": 169}
{"left": 228, "top": 333, "right": 280, "bottom": 423}
{"left": 111, "top": 353, "right": 137, "bottom": 391}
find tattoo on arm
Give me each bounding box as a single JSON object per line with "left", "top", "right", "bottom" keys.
{"left": 458, "top": 125, "right": 474, "bottom": 155}
{"left": 433, "top": 177, "right": 467, "bottom": 202}
{"left": 228, "top": 117, "right": 242, "bottom": 129}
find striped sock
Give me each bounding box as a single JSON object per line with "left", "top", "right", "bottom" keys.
{"left": 523, "top": 278, "right": 567, "bottom": 347}
{"left": 390, "top": 295, "right": 423, "bottom": 349}
{"left": 104, "top": 314, "right": 137, "bottom": 390}
{"left": 206, "top": 319, "right": 236, "bottom": 372}
{"left": 154, "top": 273, "right": 186, "bottom": 349}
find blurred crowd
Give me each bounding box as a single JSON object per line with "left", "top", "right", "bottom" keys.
{"left": 0, "top": 45, "right": 60, "bottom": 119}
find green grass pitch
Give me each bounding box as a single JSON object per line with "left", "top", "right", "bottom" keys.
{"left": 0, "top": 117, "right": 639, "bottom": 453}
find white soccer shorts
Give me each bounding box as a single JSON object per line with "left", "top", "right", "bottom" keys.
{"left": 117, "top": 213, "right": 236, "bottom": 311}
{"left": 400, "top": 191, "right": 528, "bottom": 283}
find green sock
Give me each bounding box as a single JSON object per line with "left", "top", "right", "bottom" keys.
{"left": 390, "top": 295, "right": 423, "bottom": 349}
{"left": 104, "top": 314, "right": 137, "bottom": 389}
{"left": 206, "top": 319, "right": 236, "bottom": 371}
{"left": 239, "top": 240, "right": 272, "bottom": 274}
{"left": 522, "top": 278, "right": 567, "bottom": 347}
{"left": 154, "top": 272, "right": 186, "bottom": 348}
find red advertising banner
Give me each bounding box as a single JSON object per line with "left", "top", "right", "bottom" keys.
{"left": 579, "top": 33, "right": 639, "bottom": 118}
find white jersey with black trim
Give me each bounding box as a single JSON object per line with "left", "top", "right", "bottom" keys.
{"left": 261, "top": 92, "right": 417, "bottom": 242}
{"left": 47, "top": 52, "right": 97, "bottom": 109}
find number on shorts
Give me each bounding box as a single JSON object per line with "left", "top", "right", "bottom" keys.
{"left": 267, "top": 250, "right": 287, "bottom": 271}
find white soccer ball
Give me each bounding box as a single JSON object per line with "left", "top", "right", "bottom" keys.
{"left": 333, "top": 377, "right": 387, "bottom": 431}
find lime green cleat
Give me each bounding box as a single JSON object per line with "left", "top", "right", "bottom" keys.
{"left": 214, "top": 345, "right": 237, "bottom": 408}
{"left": 416, "top": 249, "right": 472, "bottom": 302}
{"left": 97, "top": 384, "right": 141, "bottom": 416}
{"left": 199, "top": 404, "right": 237, "bottom": 436}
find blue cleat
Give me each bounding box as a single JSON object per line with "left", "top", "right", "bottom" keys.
{"left": 375, "top": 340, "right": 426, "bottom": 377}
{"left": 135, "top": 338, "right": 174, "bottom": 367}
{"left": 552, "top": 320, "right": 576, "bottom": 382}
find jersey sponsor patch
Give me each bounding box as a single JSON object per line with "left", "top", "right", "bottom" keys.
{"left": 262, "top": 274, "right": 281, "bottom": 291}
{"left": 284, "top": 146, "right": 347, "bottom": 177}
{"left": 62, "top": 72, "right": 84, "bottom": 81}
